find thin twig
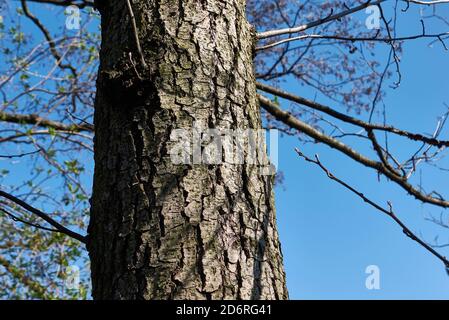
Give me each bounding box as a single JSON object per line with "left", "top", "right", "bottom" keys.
{"left": 257, "top": 0, "right": 387, "bottom": 39}
{"left": 125, "top": 0, "right": 147, "bottom": 70}
{"left": 0, "top": 190, "right": 87, "bottom": 244}
{"left": 0, "top": 207, "right": 60, "bottom": 233}
{"left": 294, "top": 148, "right": 449, "bottom": 270}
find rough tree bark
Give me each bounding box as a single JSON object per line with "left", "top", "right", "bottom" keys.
{"left": 88, "top": 0, "right": 288, "bottom": 299}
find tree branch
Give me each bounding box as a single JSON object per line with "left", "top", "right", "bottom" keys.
{"left": 294, "top": 148, "right": 449, "bottom": 271}
{"left": 18, "top": 0, "right": 94, "bottom": 9}
{"left": 255, "top": 31, "right": 449, "bottom": 52}
{"left": 0, "top": 111, "right": 94, "bottom": 132}
{"left": 258, "top": 94, "right": 449, "bottom": 208}
{"left": 0, "top": 190, "right": 87, "bottom": 244}
{"left": 20, "top": 0, "right": 78, "bottom": 76}
{"left": 256, "top": 82, "right": 449, "bottom": 148}
{"left": 257, "top": 0, "right": 387, "bottom": 40}
{"left": 407, "top": 0, "right": 449, "bottom": 5}
{"left": 0, "top": 206, "right": 60, "bottom": 233}
{"left": 125, "top": 0, "right": 147, "bottom": 70}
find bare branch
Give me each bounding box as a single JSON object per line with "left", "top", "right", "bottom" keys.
{"left": 16, "top": 0, "right": 94, "bottom": 9}
{"left": 294, "top": 148, "right": 449, "bottom": 271}
{"left": 20, "top": 0, "right": 78, "bottom": 76}
{"left": 407, "top": 0, "right": 449, "bottom": 5}
{"left": 256, "top": 82, "right": 449, "bottom": 148}
{"left": 0, "top": 206, "right": 60, "bottom": 233}
{"left": 258, "top": 94, "right": 449, "bottom": 208}
{"left": 0, "top": 111, "right": 94, "bottom": 132}
{"left": 0, "top": 190, "right": 87, "bottom": 244}
{"left": 125, "top": 0, "right": 147, "bottom": 70}
{"left": 255, "top": 31, "right": 449, "bottom": 52}
{"left": 257, "top": 0, "right": 387, "bottom": 40}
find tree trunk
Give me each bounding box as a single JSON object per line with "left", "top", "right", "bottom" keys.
{"left": 88, "top": 0, "right": 288, "bottom": 300}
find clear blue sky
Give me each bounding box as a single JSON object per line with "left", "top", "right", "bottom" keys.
{"left": 1, "top": 2, "right": 449, "bottom": 300}
{"left": 274, "top": 4, "right": 449, "bottom": 299}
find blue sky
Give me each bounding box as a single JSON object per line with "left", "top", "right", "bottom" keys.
{"left": 1, "top": 2, "right": 449, "bottom": 299}
{"left": 274, "top": 4, "right": 449, "bottom": 299}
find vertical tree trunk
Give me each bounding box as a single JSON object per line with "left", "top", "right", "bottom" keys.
{"left": 88, "top": 0, "right": 288, "bottom": 299}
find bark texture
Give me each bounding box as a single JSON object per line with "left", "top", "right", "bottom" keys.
{"left": 88, "top": 0, "right": 288, "bottom": 299}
